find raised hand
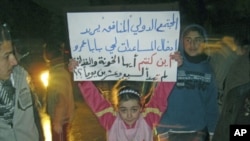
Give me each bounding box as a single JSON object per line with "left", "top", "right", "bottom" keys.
{"left": 170, "top": 51, "right": 183, "bottom": 67}
{"left": 68, "top": 58, "right": 79, "bottom": 72}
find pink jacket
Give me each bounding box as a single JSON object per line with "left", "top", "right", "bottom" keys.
{"left": 78, "top": 81, "right": 175, "bottom": 141}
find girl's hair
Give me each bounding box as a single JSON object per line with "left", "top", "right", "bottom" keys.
{"left": 111, "top": 80, "right": 142, "bottom": 109}
{"left": 118, "top": 86, "right": 141, "bottom": 104}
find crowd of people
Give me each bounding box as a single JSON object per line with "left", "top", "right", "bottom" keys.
{"left": 0, "top": 14, "right": 249, "bottom": 141}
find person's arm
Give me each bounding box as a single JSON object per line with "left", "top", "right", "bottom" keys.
{"left": 78, "top": 81, "right": 116, "bottom": 130}
{"left": 52, "top": 90, "right": 67, "bottom": 133}
{"left": 52, "top": 74, "right": 72, "bottom": 133}
{"left": 205, "top": 76, "right": 219, "bottom": 140}
{"left": 143, "top": 82, "right": 175, "bottom": 128}
{"left": 68, "top": 59, "right": 116, "bottom": 129}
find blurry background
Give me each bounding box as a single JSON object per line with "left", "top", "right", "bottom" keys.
{"left": 0, "top": 0, "right": 249, "bottom": 97}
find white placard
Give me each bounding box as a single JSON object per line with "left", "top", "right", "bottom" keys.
{"left": 67, "top": 11, "right": 180, "bottom": 82}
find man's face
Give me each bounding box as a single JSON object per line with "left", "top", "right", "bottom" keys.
{"left": 118, "top": 99, "right": 141, "bottom": 127}
{"left": 0, "top": 41, "right": 18, "bottom": 80}
{"left": 183, "top": 31, "right": 205, "bottom": 56}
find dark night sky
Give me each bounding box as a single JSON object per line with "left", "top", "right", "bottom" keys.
{"left": 1, "top": 0, "right": 250, "bottom": 40}
{"left": 0, "top": 0, "right": 65, "bottom": 40}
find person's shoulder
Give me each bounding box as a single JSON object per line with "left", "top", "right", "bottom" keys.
{"left": 13, "top": 65, "right": 27, "bottom": 72}
{"left": 12, "top": 65, "right": 29, "bottom": 76}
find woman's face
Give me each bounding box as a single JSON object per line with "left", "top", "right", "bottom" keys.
{"left": 183, "top": 31, "right": 205, "bottom": 56}
{"left": 118, "top": 99, "right": 142, "bottom": 127}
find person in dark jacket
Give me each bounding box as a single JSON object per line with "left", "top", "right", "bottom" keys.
{"left": 212, "top": 35, "right": 250, "bottom": 141}
{"left": 157, "top": 24, "right": 219, "bottom": 141}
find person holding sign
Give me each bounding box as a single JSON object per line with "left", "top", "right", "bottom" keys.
{"left": 157, "top": 24, "right": 219, "bottom": 141}
{"left": 68, "top": 52, "right": 182, "bottom": 141}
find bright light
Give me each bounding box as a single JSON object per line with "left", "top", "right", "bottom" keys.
{"left": 41, "top": 112, "right": 52, "bottom": 141}
{"left": 40, "top": 70, "right": 49, "bottom": 88}
{"left": 40, "top": 70, "right": 51, "bottom": 141}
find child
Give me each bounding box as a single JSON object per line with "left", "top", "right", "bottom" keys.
{"left": 68, "top": 52, "right": 182, "bottom": 141}
{"left": 158, "top": 24, "right": 219, "bottom": 141}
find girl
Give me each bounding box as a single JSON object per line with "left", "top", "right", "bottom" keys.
{"left": 68, "top": 52, "right": 182, "bottom": 141}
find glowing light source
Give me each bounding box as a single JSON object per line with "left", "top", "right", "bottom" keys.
{"left": 41, "top": 70, "right": 49, "bottom": 88}
{"left": 41, "top": 112, "right": 52, "bottom": 141}
{"left": 40, "top": 70, "right": 51, "bottom": 141}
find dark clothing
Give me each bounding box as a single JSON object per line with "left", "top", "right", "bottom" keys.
{"left": 158, "top": 24, "right": 219, "bottom": 135}
{"left": 51, "top": 122, "right": 70, "bottom": 141}
{"left": 212, "top": 82, "right": 250, "bottom": 141}
{"left": 213, "top": 52, "right": 250, "bottom": 141}
{"left": 31, "top": 91, "right": 45, "bottom": 141}
{"left": 169, "top": 132, "right": 206, "bottom": 141}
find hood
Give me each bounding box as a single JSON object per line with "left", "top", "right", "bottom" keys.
{"left": 179, "top": 24, "right": 209, "bottom": 63}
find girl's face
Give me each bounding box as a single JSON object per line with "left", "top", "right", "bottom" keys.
{"left": 118, "top": 99, "right": 142, "bottom": 127}
{"left": 183, "top": 31, "right": 204, "bottom": 56}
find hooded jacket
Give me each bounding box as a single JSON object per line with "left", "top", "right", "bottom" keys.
{"left": 158, "top": 24, "right": 219, "bottom": 134}
{"left": 0, "top": 65, "right": 44, "bottom": 141}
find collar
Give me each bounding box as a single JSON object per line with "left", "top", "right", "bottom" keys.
{"left": 124, "top": 121, "right": 137, "bottom": 129}
{"left": 184, "top": 51, "right": 208, "bottom": 63}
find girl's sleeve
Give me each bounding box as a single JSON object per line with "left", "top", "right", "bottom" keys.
{"left": 78, "top": 81, "right": 116, "bottom": 130}
{"left": 143, "top": 82, "right": 175, "bottom": 128}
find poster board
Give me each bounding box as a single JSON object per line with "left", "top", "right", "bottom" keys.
{"left": 67, "top": 11, "right": 180, "bottom": 82}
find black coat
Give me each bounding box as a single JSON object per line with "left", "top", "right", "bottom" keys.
{"left": 213, "top": 82, "right": 250, "bottom": 141}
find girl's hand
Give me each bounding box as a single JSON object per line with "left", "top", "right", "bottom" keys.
{"left": 170, "top": 51, "right": 183, "bottom": 67}
{"left": 68, "top": 58, "right": 79, "bottom": 72}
